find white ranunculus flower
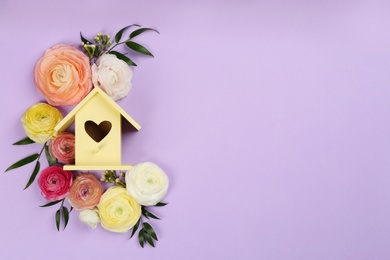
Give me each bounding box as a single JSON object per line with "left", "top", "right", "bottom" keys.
{"left": 92, "top": 54, "right": 133, "bottom": 101}
{"left": 79, "top": 209, "right": 100, "bottom": 229}
{"left": 125, "top": 162, "right": 169, "bottom": 206}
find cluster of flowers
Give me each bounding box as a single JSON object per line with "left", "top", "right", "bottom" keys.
{"left": 6, "top": 25, "right": 167, "bottom": 247}
{"left": 38, "top": 159, "right": 168, "bottom": 234}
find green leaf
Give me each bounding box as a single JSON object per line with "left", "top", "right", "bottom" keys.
{"left": 155, "top": 202, "right": 168, "bottom": 207}
{"left": 80, "top": 32, "right": 92, "bottom": 44}
{"left": 144, "top": 230, "right": 155, "bottom": 247}
{"left": 23, "top": 160, "right": 40, "bottom": 190}
{"left": 130, "top": 218, "right": 141, "bottom": 239}
{"left": 109, "top": 51, "right": 137, "bottom": 66}
{"left": 143, "top": 222, "right": 158, "bottom": 241}
{"left": 125, "top": 41, "right": 154, "bottom": 57}
{"left": 138, "top": 228, "right": 145, "bottom": 248}
{"left": 63, "top": 206, "right": 69, "bottom": 230}
{"left": 5, "top": 153, "right": 39, "bottom": 172}
{"left": 69, "top": 206, "right": 74, "bottom": 213}
{"left": 142, "top": 208, "right": 160, "bottom": 220}
{"left": 39, "top": 200, "right": 62, "bottom": 207}
{"left": 93, "top": 47, "right": 101, "bottom": 57}
{"left": 115, "top": 24, "right": 141, "bottom": 43}
{"left": 13, "top": 137, "right": 35, "bottom": 145}
{"left": 44, "top": 145, "right": 57, "bottom": 166}
{"left": 129, "top": 28, "right": 159, "bottom": 39}
{"left": 56, "top": 209, "right": 61, "bottom": 231}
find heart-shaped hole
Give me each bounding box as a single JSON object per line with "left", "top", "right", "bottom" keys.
{"left": 84, "top": 120, "right": 112, "bottom": 143}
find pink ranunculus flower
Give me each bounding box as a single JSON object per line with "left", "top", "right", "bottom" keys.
{"left": 92, "top": 54, "right": 133, "bottom": 101}
{"left": 67, "top": 173, "right": 103, "bottom": 210}
{"left": 49, "top": 132, "right": 75, "bottom": 164}
{"left": 37, "top": 165, "right": 73, "bottom": 201}
{"left": 34, "top": 44, "right": 92, "bottom": 106}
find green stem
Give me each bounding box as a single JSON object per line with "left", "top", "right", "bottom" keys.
{"left": 116, "top": 179, "right": 126, "bottom": 188}
{"left": 37, "top": 144, "right": 45, "bottom": 161}
{"left": 105, "top": 39, "right": 131, "bottom": 54}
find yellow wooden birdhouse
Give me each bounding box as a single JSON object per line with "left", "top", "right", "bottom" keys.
{"left": 54, "top": 87, "right": 141, "bottom": 171}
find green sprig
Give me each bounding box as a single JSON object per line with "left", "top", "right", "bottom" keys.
{"left": 5, "top": 153, "right": 39, "bottom": 172}
{"left": 81, "top": 24, "right": 158, "bottom": 65}
{"left": 54, "top": 199, "right": 70, "bottom": 231}
{"left": 6, "top": 142, "right": 50, "bottom": 190}
{"left": 129, "top": 203, "right": 167, "bottom": 247}
{"left": 101, "top": 170, "right": 126, "bottom": 187}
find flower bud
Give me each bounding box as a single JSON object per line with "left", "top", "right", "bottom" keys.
{"left": 79, "top": 209, "right": 100, "bottom": 229}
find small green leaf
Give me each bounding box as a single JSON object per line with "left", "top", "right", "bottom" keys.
{"left": 142, "top": 208, "right": 160, "bottom": 220}
{"left": 155, "top": 202, "right": 168, "bottom": 207}
{"left": 69, "top": 206, "right": 74, "bottom": 213}
{"left": 63, "top": 206, "right": 69, "bottom": 230}
{"left": 13, "top": 137, "right": 35, "bottom": 145}
{"left": 44, "top": 145, "right": 57, "bottom": 166}
{"left": 138, "top": 228, "right": 145, "bottom": 248}
{"left": 56, "top": 209, "right": 61, "bottom": 231}
{"left": 144, "top": 230, "right": 155, "bottom": 247}
{"left": 40, "top": 200, "right": 62, "bottom": 207}
{"left": 115, "top": 24, "right": 141, "bottom": 43}
{"left": 23, "top": 160, "right": 40, "bottom": 190}
{"left": 125, "top": 41, "right": 154, "bottom": 57}
{"left": 5, "top": 153, "right": 39, "bottom": 172}
{"left": 130, "top": 218, "right": 141, "bottom": 239}
{"left": 129, "top": 28, "right": 159, "bottom": 39}
{"left": 93, "top": 47, "right": 101, "bottom": 57}
{"left": 143, "top": 222, "right": 158, "bottom": 241}
{"left": 80, "top": 32, "right": 92, "bottom": 44}
{"left": 109, "top": 51, "right": 137, "bottom": 66}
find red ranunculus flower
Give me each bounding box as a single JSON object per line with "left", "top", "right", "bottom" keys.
{"left": 38, "top": 165, "right": 73, "bottom": 201}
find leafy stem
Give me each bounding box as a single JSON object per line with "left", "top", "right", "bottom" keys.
{"left": 55, "top": 199, "right": 70, "bottom": 231}
{"left": 129, "top": 203, "right": 167, "bottom": 247}
{"left": 81, "top": 25, "right": 157, "bottom": 66}
{"left": 105, "top": 39, "right": 129, "bottom": 54}
{"left": 23, "top": 143, "right": 46, "bottom": 190}
{"left": 38, "top": 143, "right": 45, "bottom": 157}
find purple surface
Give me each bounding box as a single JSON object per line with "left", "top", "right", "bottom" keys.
{"left": 1, "top": 0, "right": 390, "bottom": 259}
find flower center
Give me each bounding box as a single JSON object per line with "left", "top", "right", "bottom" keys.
{"left": 147, "top": 178, "right": 156, "bottom": 184}
{"left": 81, "top": 188, "right": 89, "bottom": 196}
{"left": 107, "top": 70, "right": 118, "bottom": 86}
{"left": 56, "top": 69, "right": 68, "bottom": 83}
{"left": 116, "top": 207, "right": 123, "bottom": 215}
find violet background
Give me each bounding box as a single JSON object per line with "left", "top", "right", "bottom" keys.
{"left": 1, "top": 0, "right": 390, "bottom": 259}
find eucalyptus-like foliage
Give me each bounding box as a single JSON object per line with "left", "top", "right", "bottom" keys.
{"left": 80, "top": 24, "right": 159, "bottom": 66}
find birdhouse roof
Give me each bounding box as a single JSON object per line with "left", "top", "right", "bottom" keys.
{"left": 54, "top": 87, "right": 141, "bottom": 132}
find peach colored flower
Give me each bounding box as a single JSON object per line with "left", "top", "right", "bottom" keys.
{"left": 34, "top": 44, "right": 92, "bottom": 106}
{"left": 49, "top": 132, "right": 75, "bottom": 164}
{"left": 67, "top": 173, "right": 103, "bottom": 210}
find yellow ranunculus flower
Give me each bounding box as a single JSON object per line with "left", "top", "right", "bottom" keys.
{"left": 97, "top": 186, "right": 141, "bottom": 233}
{"left": 21, "top": 103, "right": 63, "bottom": 143}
